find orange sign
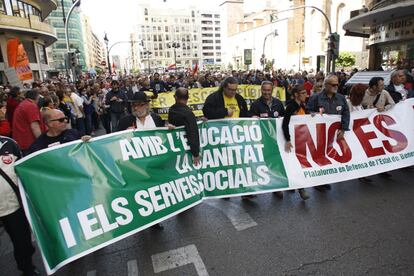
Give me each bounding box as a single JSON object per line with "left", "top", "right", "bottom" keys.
{"left": 7, "top": 38, "right": 33, "bottom": 81}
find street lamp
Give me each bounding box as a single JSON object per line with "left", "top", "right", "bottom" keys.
{"left": 262, "top": 29, "right": 279, "bottom": 70}
{"left": 168, "top": 42, "right": 180, "bottom": 68}
{"left": 142, "top": 49, "right": 152, "bottom": 73}
{"left": 103, "top": 33, "right": 111, "bottom": 75}
{"left": 296, "top": 36, "right": 305, "bottom": 71}
{"left": 269, "top": 5, "right": 336, "bottom": 73}
{"left": 63, "top": 0, "right": 81, "bottom": 81}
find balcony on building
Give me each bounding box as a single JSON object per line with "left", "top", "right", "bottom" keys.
{"left": 0, "top": 0, "right": 57, "bottom": 46}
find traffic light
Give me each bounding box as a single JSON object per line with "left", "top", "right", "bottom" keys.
{"left": 67, "top": 52, "right": 77, "bottom": 69}
{"left": 328, "top": 32, "right": 340, "bottom": 58}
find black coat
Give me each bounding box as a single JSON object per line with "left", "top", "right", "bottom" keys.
{"left": 250, "top": 97, "right": 285, "bottom": 118}
{"left": 202, "top": 91, "right": 249, "bottom": 119}
{"left": 282, "top": 101, "right": 307, "bottom": 142}
{"left": 117, "top": 113, "right": 164, "bottom": 131}
{"left": 168, "top": 103, "right": 200, "bottom": 157}
{"left": 385, "top": 83, "right": 403, "bottom": 103}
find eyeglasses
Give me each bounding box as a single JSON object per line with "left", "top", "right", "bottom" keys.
{"left": 50, "top": 117, "right": 68, "bottom": 123}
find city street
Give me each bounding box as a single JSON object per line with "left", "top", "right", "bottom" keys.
{"left": 1, "top": 168, "right": 414, "bottom": 276}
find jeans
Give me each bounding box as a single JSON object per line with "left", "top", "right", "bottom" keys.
{"left": 76, "top": 117, "right": 86, "bottom": 136}
{"left": 0, "top": 208, "right": 35, "bottom": 272}
{"left": 110, "top": 112, "right": 123, "bottom": 133}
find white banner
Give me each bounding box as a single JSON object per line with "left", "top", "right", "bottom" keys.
{"left": 277, "top": 98, "right": 414, "bottom": 188}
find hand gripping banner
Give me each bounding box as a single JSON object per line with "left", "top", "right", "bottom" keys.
{"left": 15, "top": 99, "right": 414, "bottom": 274}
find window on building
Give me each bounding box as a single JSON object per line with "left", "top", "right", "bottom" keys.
{"left": 193, "top": 35, "right": 197, "bottom": 40}
{"left": 191, "top": 10, "right": 195, "bottom": 17}
{"left": 22, "top": 41, "right": 36, "bottom": 63}
{"left": 158, "top": 35, "right": 162, "bottom": 41}
{"left": 215, "top": 34, "right": 220, "bottom": 37}
{"left": 37, "top": 43, "right": 47, "bottom": 64}
{"left": 166, "top": 52, "right": 170, "bottom": 58}
{"left": 166, "top": 35, "right": 170, "bottom": 40}
{"left": 215, "top": 27, "right": 220, "bottom": 31}
{"left": 153, "top": 35, "right": 157, "bottom": 41}
{"left": 158, "top": 26, "right": 161, "bottom": 31}
{"left": 215, "top": 40, "right": 220, "bottom": 43}
{"left": 165, "top": 26, "right": 168, "bottom": 32}
{"left": 154, "top": 52, "right": 158, "bottom": 57}
{"left": 214, "top": 21, "right": 220, "bottom": 25}
{"left": 144, "top": 8, "right": 148, "bottom": 15}
{"left": 214, "top": 14, "right": 220, "bottom": 18}
{"left": 159, "top": 43, "right": 163, "bottom": 50}
{"left": 0, "top": 0, "right": 5, "bottom": 14}
{"left": 160, "top": 52, "right": 163, "bottom": 57}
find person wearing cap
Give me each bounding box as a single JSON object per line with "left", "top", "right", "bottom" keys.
{"left": 117, "top": 91, "right": 164, "bottom": 131}
{"left": 168, "top": 88, "right": 201, "bottom": 165}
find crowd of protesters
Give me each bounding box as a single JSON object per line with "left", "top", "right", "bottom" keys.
{"left": 0, "top": 66, "right": 414, "bottom": 275}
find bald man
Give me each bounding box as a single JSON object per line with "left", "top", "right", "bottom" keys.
{"left": 29, "top": 109, "right": 90, "bottom": 153}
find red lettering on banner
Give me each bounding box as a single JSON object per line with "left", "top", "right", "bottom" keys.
{"left": 373, "top": 114, "right": 408, "bottom": 153}
{"left": 294, "top": 124, "right": 331, "bottom": 168}
{"left": 353, "top": 118, "right": 385, "bottom": 157}
{"left": 326, "top": 122, "right": 352, "bottom": 163}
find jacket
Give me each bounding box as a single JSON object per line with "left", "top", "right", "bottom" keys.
{"left": 168, "top": 103, "right": 200, "bottom": 157}
{"left": 0, "top": 136, "right": 21, "bottom": 217}
{"left": 117, "top": 113, "right": 164, "bottom": 131}
{"left": 306, "top": 90, "right": 350, "bottom": 131}
{"left": 250, "top": 97, "right": 285, "bottom": 118}
{"left": 282, "top": 101, "right": 307, "bottom": 142}
{"left": 202, "top": 90, "right": 249, "bottom": 119}
{"left": 105, "top": 89, "right": 127, "bottom": 114}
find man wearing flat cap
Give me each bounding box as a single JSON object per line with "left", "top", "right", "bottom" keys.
{"left": 117, "top": 91, "right": 164, "bottom": 131}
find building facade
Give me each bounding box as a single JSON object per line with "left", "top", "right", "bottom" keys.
{"left": 136, "top": 1, "right": 202, "bottom": 71}
{"left": 0, "top": 0, "right": 57, "bottom": 83}
{"left": 46, "top": 0, "right": 85, "bottom": 73}
{"left": 200, "top": 11, "right": 222, "bottom": 68}
{"left": 220, "top": 0, "right": 367, "bottom": 71}
{"left": 343, "top": 0, "right": 414, "bottom": 70}
{"left": 81, "top": 14, "right": 104, "bottom": 72}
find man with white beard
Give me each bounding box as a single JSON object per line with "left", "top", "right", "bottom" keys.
{"left": 117, "top": 91, "right": 164, "bottom": 131}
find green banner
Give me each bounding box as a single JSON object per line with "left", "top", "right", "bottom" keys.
{"left": 15, "top": 119, "right": 287, "bottom": 274}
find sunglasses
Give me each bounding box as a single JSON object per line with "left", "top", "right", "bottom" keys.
{"left": 50, "top": 117, "right": 68, "bottom": 123}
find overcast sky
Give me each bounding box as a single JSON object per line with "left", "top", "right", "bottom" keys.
{"left": 80, "top": 0, "right": 258, "bottom": 58}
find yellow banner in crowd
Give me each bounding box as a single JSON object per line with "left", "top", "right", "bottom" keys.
{"left": 149, "top": 85, "right": 286, "bottom": 119}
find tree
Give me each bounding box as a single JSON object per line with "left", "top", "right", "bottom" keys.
{"left": 335, "top": 52, "right": 356, "bottom": 68}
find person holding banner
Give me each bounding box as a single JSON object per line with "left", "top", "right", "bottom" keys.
{"left": 168, "top": 88, "right": 201, "bottom": 165}
{"left": 203, "top": 77, "right": 252, "bottom": 200}
{"left": 249, "top": 81, "right": 285, "bottom": 119}
{"left": 0, "top": 136, "right": 40, "bottom": 276}
{"left": 117, "top": 91, "right": 164, "bottom": 131}
{"left": 361, "top": 77, "right": 395, "bottom": 112}
{"left": 202, "top": 76, "right": 249, "bottom": 119}
{"left": 306, "top": 74, "right": 350, "bottom": 191}
{"left": 282, "top": 85, "right": 310, "bottom": 200}
{"left": 28, "top": 109, "right": 91, "bottom": 153}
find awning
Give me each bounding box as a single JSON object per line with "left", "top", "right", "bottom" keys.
{"left": 345, "top": 71, "right": 393, "bottom": 86}
{"left": 342, "top": 1, "right": 414, "bottom": 37}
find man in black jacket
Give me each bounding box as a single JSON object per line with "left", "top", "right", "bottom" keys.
{"left": 168, "top": 88, "right": 200, "bottom": 165}
{"left": 250, "top": 81, "right": 285, "bottom": 118}
{"left": 105, "top": 80, "right": 127, "bottom": 132}
{"left": 117, "top": 91, "right": 164, "bottom": 131}
{"left": 202, "top": 76, "right": 249, "bottom": 119}
{"left": 386, "top": 69, "right": 408, "bottom": 103}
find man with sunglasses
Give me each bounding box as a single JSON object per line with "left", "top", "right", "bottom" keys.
{"left": 28, "top": 109, "right": 90, "bottom": 153}
{"left": 306, "top": 74, "right": 350, "bottom": 192}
